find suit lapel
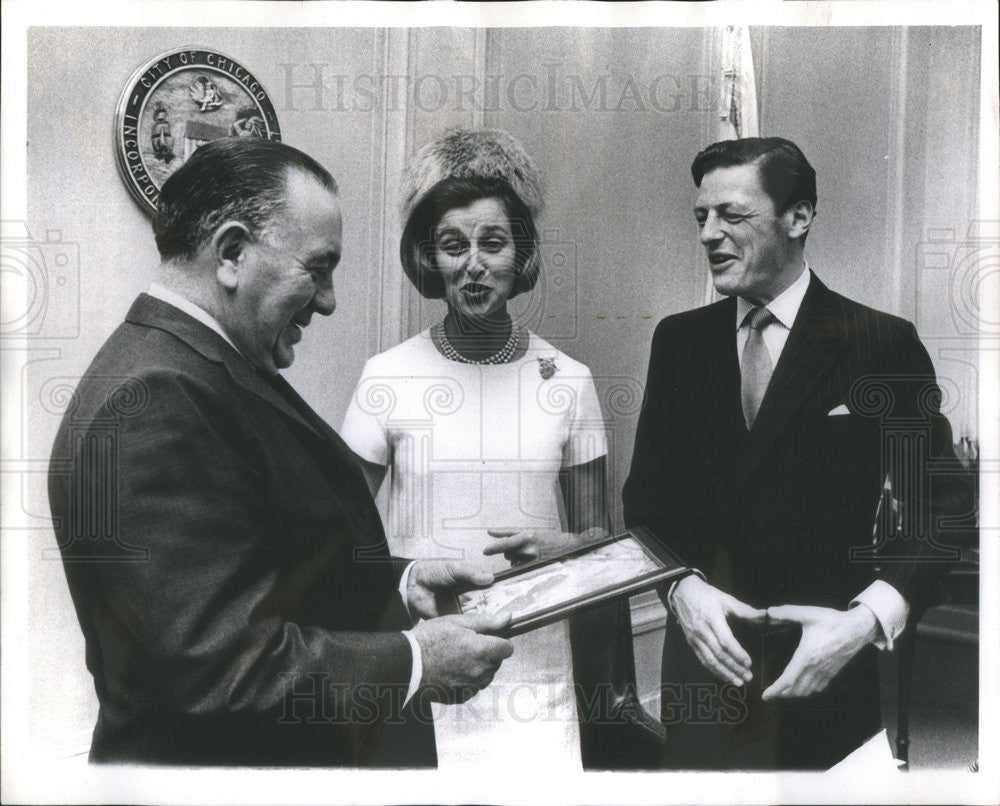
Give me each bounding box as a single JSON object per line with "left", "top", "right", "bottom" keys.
{"left": 727, "top": 275, "right": 848, "bottom": 502}
{"left": 127, "top": 294, "right": 328, "bottom": 443}
{"left": 127, "top": 294, "right": 386, "bottom": 557}
{"left": 694, "top": 298, "right": 747, "bottom": 448}
{"left": 264, "top": 371, "right": 376, "bottom": 490}
{"left": 224, "top": 357, "right": 332, "bottom": 444}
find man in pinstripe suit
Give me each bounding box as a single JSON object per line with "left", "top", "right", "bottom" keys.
{"left": 623, "top": 138, "right": 972, "bottom": 769}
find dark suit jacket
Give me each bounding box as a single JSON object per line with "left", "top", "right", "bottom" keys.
{"left": 48, "top": 294, "right": 435, "bottom": 767}
{"left": 623, "top": 273, "right": 972, "bottom": 769}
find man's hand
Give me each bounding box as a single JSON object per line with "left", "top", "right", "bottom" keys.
{"left": 406, "top": 560, "right": 494, "bottom": 620}
{"left": 761, "top": 604, "right": 880, "bottom": 700}
{"left": 671, "top": 575, "right": 767, "bottom": 686}
{"left": 411, "top": 612, "right": 514, "bottom": 703}
{"left": 484, "top": 527, "right": 606, "bottom": 565}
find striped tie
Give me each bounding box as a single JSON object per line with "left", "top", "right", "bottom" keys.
{"left": 741, "top": 306, "right": 776, "bottom": 428}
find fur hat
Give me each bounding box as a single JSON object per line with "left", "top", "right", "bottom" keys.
{"left": 399, "top": 127, "right": 543, "bottom": 225}
{"left": 397, "top": 127, "right": 544, "bottom": 301}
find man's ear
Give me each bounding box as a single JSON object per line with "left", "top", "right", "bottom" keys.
{"left": 211, "top": 221, "right": 253, "bottom": 291}
{"left": 784, "top": 200, "right": 814, "bottom": 241}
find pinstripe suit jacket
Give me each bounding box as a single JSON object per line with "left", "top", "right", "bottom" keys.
{"left": 623, "top": 272, "right": 972, "bottom": 768}
{"left": 49, "top": 294, "right": 435, "bottom": 767}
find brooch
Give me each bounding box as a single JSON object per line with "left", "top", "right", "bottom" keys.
{"left": 537, "top": 356, "right": 558, "bottom": 380}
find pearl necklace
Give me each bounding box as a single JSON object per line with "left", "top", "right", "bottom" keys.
{"left": 436, "top": 321, "right": 520, "bottom": 365}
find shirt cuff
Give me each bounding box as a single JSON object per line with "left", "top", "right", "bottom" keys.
{"left": 397, "top": 561, "right": 416, "bottom": 620}
{"left": 397, "top": 562, "right": 422, "bottom": 705}
{"left": 401, "top": 630, "right": 423, "bottom": 706}
{"left": 666, "top": 568, "right": 707, "bottom": 615}
{"left": 851, "top": 580, "right": 910, "bottom": 651}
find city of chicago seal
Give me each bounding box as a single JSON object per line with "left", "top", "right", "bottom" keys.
{"left": 115, "top": 48, "right": 282, "bottom": 214}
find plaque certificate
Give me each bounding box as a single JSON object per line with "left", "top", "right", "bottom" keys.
{"left": 448, "top": 527, "right": 691, "bottom": 636}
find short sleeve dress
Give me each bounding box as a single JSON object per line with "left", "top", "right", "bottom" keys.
{"left": 342, "top": 328, "right": 607, "bottom": 771}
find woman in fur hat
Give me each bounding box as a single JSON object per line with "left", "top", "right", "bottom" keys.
{"left": 342, "top": 128, "right": 659, "bottom": 770}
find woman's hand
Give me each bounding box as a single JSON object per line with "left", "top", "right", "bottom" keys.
{"left": 483, "top": 526, "right": 608, "bottom": 566}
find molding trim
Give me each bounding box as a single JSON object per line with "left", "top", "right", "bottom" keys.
{"left": 474, "top": 28, "right": 490, "bottom": 129}
{"left": 883, "top": 27, "right": 909, "bottom": 316}
{"left": 366, "top": 29, "right": 413, "bottom": 355}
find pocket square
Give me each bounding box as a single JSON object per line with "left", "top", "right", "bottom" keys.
{"left": 828, "top": 404, "right": 851, "bottom": 416}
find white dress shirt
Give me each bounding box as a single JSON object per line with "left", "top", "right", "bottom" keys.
{"left": 735, "top": 260, "right": 812, "bottom": 366}
{"left": 670, "top": 267, "right": 910, "bottom": 650}
{"left": 149, "top": 282, "right": 243, "bottom": 355}
{"left": 146, "top": 283, "right": 424, "bottom": 697}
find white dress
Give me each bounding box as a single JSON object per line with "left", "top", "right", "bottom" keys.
{"left": 342, "top": 328, "right": 607, "bottom": 772}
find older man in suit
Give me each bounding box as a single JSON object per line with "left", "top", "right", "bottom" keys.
{"left": 48, "top": 137, "right": 513, "bottom": 767}
{"left": 623, "top": 137, "right": 972, "bottom": 769}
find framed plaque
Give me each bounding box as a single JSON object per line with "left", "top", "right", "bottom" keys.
{"left": 114, "top": 47, "right": 281, "bottom": 214}
{"left": 448, "top": 527, "right": 691, "bottom": 637}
